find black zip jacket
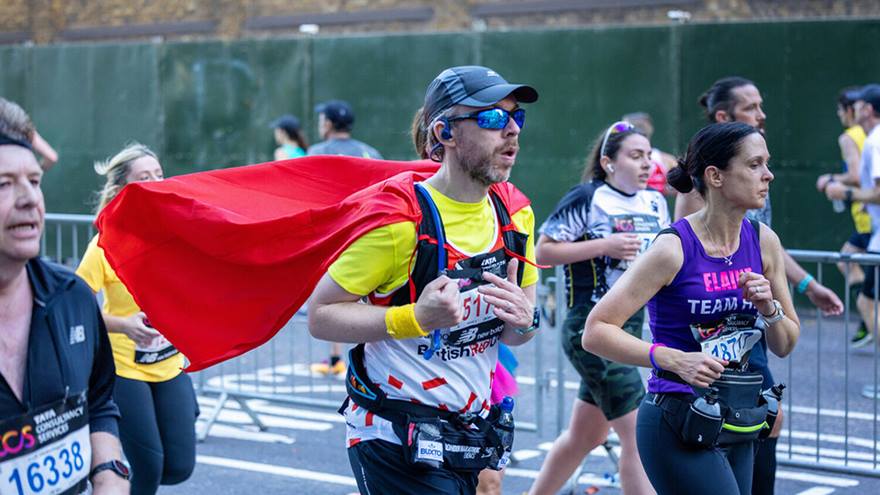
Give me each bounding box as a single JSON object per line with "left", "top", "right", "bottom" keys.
{"left": 0, "top": 257, "right": 120, "bottom": 436}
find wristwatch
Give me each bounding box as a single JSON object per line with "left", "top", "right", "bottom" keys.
{"left": 514, "top": 307, "right": 541, "bottom": 335}
{"left": 759, "top": 299, "right": 785, "bottom": 326}
{"left": 89, "top": 459, "right": 131, "bottom": 481}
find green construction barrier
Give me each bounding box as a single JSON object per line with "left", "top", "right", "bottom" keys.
{"left": 2, "top": 20, "right": 879, "bottom": 277}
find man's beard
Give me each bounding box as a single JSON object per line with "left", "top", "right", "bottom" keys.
{"left": 459, "top": 153, "right": 510, "bottom": 186}
{"left": 454, "top": 141, "right": 513, "bottom": 186}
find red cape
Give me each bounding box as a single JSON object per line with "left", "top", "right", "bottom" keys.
{"left": 97, "top": 156, "right": 530, "bottom": 371}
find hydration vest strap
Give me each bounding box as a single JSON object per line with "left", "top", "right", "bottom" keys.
{"left": 504, "top": 246, "right": 549, "bottom": 270}
{"left": 413, "top": 183, "right": 446, "bottom": 359}
{"left": 414, "top": 183, "right": 448, "bottom": 274}
{"left": 391, "top": 184, "right": 527, "bottom": 306}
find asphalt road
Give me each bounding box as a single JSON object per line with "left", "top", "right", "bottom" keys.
{"left": 158, "top": 309, "right": 880, "bottom": 495}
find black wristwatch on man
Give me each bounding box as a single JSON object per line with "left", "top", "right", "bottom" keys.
{"left": 90, "top": 459, "right": 131, "bottom": 481}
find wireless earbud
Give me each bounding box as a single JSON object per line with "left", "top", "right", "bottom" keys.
{"left": 439, "top": 117, "right": 453, "bottom": 140}
{"left": 607, "top": 165, "right": 615, "bottom": 174}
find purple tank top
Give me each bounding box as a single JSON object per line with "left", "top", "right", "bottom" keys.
{"left": 646, "top": 218, "right": 763, "bottom": 394}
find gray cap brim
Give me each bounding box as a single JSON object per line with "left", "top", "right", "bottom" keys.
{"left": 458, "top": 84, "right": 539, "bottom": 108}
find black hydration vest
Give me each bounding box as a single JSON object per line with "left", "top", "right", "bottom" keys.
{"left": 343, "top": 183, "right": 529, "bottom": 471}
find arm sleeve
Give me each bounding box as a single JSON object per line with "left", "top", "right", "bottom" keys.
{"left": 512, "top": 206, "right": 538, "bottom": 287}
{"left": 538, "top": 184, "right": 593, "bottom": 242}
{"left": 75, "top": 236, "right": 105, "bottom": 293}
{"left": 87, "top": 300, "right": 121, "bottom": 436}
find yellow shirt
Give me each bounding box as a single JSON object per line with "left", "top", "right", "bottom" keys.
{"left": 76, "top": 236, "right": 184, "bottom": 382}
{"left": 330, "top": 183, "right": 537, "bottom": 448}
{"left": 329, "top": 183, "right": 537, "bottom": 296}
{"left": 845, "top": 125, "right": 871, "bottom": 234}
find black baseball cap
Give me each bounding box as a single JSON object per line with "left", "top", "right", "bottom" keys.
{"left": 846, "top": 84, "right": 880, "bottom": 109}
{"left": 270, "top": 114, "right": 301, "bottom": 136}
{"left": 315, "top": 100, "right": 355, "bottom": 129}
{"left": 424, "top": 66, "right": 539, "bottom": 121}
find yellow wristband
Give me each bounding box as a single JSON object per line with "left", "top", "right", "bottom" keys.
{"left": 385, "top": 303, "right": 429, "bottom": 340}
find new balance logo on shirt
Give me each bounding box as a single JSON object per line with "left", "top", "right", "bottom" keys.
{"left": 69, "top": 325, "right": 85, "bottom": 345}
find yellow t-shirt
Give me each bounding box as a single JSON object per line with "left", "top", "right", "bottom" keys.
{"left": 845, "top": 125, "right": 871, "bottom": 234}
{"left": 844, "top": 125, "right": 871, "bottom": 234}
{"left": 330, "top": 183, "right": 537, "bottom": 448}
{"left": 76, "top": 236, "right": 184, "bottom": 382}
{"left": 329, "top": 183, "right": 537, "bottom": 296}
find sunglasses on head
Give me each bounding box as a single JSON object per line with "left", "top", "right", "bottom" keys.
{"left": 447, "top": 107, "right": 526, "bottom": 130}
{"left": 600, "top": 121, "right": 636, "bottom": 157}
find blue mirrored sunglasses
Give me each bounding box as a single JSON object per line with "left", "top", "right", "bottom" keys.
{"left": 448, "top": 107, "right": 526, "bottom": 130}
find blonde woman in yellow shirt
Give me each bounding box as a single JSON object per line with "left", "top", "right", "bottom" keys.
{"left": 76, "top": 144, "right": 197, "bottom": 495}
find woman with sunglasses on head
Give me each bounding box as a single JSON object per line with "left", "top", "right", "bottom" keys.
{"left": 582, "top": 122, "right": 799, "bottom": 495}
{"left": 76, "top": 144, "right": 198, "bottom": 495}
{"left": 530, "top": 121, "right": 666, "bottom": 495}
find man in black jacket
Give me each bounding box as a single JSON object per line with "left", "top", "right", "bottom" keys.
{"left": 0, "top": 97, "right": 129, "bottom": 494}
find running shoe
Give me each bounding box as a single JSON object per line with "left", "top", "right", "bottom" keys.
{"left": 310, "top": 359, "right": 347, "bottom": 377}
{"left": 851, "top": 322, "right": 874, "bottom": 349}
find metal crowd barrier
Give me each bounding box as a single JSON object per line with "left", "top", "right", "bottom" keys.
{"left": 187, "top": 277, "right": 554, "bottom": 441}
{"left": 41, "top": 213, "right": 96, "bottom": 267}
{"left": 42, "top": 213, "right": 880, "bottom": 479}
{"left": 776, "top": 250, "right": 880, "bottom": 478}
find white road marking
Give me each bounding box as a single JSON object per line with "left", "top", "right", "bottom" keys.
{"left": 198, "top": 397, "right": 345, "bottom": 423}
{"left": 198, "top": 424, "right": 295, "bottom": 444}
{"left": 245, "top": 401, "right": 346, "bottom": 423}
{"left": 780, "top": 454, "right": 878, "bottom": 473}
{"left": 504, "top": 467, "right": 617, "bottom": 487}
{"left": 197, "top": 455, "right": 357, "bottom": 486}
{"left": 795, "top": 488, "right": 835, "bottom": 495}
{"left": 778, "top": 442, "right": 880, "bottom": 462}
{"left": 789, "top": 404, "right": 880, "bottom": 422}
{"left": 535, "top": 440, "right": 618, "bottom": 458}
{"left": 203, "top": 408, "right": 333, "bottom": 431}
{"left": 774, "top": 470, "right": 858, "bottom": 488}
{"left": 511, "top": 449, "right": 542, "bottom": 461}
{"left": 781, "top": 429, "right": 880, "bottom": 451}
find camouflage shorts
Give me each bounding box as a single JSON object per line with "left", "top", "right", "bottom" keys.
{"left": 561, "top": 301, "right": 646, "bottom": 420}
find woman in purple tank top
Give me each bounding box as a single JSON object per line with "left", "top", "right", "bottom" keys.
{"left": 582, "top": 122, "right": 800, "bottom": 495}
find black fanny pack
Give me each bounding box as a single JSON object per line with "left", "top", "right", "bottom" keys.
{"left": 342, "top": 344, "right": 513, "bottom": 471}
{"left": 655, "top": 369, "right": 769, "bottom": 448}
